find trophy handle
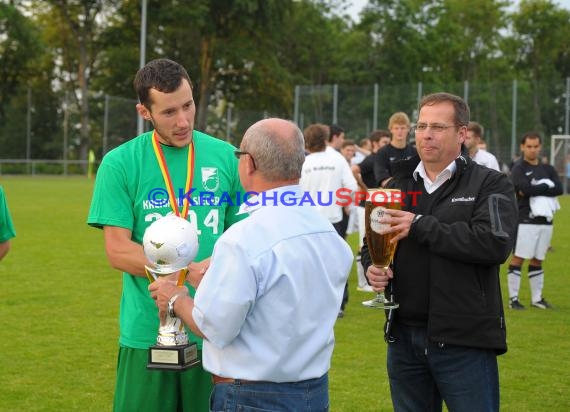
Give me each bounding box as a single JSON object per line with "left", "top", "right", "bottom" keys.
{"left": 144, "top": 267, "right": 187, "bottom": 285}
{"left": 145, "top": 267, "right": 158, "bottom": 282}
{"left": 176, "top": 268, "right": 187, "bottom": 287}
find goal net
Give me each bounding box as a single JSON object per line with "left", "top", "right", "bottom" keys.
{"left": 550, "top": 135, "right": 570, "bottom": 194}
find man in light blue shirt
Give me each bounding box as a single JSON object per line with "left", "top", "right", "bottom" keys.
{"left": 150, "top": 118, "right": 353, "bottom": 411}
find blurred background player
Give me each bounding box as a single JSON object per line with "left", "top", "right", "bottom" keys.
{"left": 465, "top": 121, "right": 500, "bottom": 171}
{"left": 0, "top": 185, "right": 16, "bottom": 261}
{"left": 374, "top": 112, "right": 417, "bottom": 188}
{"left": 507, "top": 132, "right": 562, "bottom": 310}
{"left": 301, "top": 123, "right": 357, "bottom": 317}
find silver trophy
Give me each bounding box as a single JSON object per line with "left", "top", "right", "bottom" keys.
{"left": 143, "top": 214, "right": 201, "bottom": 370}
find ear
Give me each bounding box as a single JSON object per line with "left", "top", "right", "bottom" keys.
{"left": 245, "top": 154, "right": 256, "bottom": 176}
{"left": 457, "top": 126, "right": 467, "bottom": 145}
{"left": 136, "top": 103, "right": 152, "bottom": 121}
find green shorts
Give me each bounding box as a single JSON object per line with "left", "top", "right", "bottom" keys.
{"left": 113, "top": 346, "right": 212, "bottom": 412}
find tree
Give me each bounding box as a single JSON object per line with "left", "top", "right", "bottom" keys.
{"left": 95, "top": 0, "right": 294, "bottom": 136}
{"left": 0, "top": 3, "right": 61, "bottom": 161}
{"left": 35, "top": 0, "right": 121, "bottom": 162}
{"left": 0, "top": 4, "right": 43, "bottom": 124}
{"left": 510, "top": 0, "right": 570, "bottom": 133}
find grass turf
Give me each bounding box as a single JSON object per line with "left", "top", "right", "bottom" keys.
{"left": 0, "top": 176, "right": 568, "bottom": 411}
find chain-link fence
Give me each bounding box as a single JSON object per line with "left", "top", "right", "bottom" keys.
{"left": 294, "top": 78, "right": 570, "bottom": 168}
{"left": 2, "top": 78, "right": 569, "bottom": 175}
{"left": 0, "top": 91, "right": 286, "bottom": 175}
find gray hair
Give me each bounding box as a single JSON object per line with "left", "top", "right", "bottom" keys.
{"left": 242, "top": 119, "right": 306, "bottom": 181}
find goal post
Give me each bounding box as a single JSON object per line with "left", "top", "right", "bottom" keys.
{"left": 550, "top": 135, "right": 570, "bottom": 194}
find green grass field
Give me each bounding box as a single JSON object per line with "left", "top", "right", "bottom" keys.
{"left": 1, "top": 176, "right": 569, "bottom": 411}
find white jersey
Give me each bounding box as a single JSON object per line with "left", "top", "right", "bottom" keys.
{"left": 300, "top": 147, "right": 357, "bottom": 224}
{"left": 472, "top": 149, "right": 500, "bottom": 171}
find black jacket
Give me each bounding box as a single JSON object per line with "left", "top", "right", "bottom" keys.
{"left": 362, "top": 155, "right": 518, "bottom": 354}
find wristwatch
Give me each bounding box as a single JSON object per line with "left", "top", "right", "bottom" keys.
{"left": 167, "top": 293, "right": 184, "bottom": 318}
{"left": 412, "top": 214, "right": 423, "bottom": 226}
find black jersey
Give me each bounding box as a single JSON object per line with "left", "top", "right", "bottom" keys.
{"left": 373, "top": 144, "right": 417, "bottom": 186}
{"left": 510, "top": 160, "right": 563, "bottom": 224}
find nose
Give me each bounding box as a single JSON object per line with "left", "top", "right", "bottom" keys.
{"left": 176, "top": 111, "right": 189, "bottom": 128}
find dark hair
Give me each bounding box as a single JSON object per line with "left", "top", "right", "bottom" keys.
{"left": 419, "top": 92, "right": 470, "bottom": 127}
{"left": 368, "top": 129, "right": 391, "bottom": 143}
{"left": 467, "top": 121, "right": 483, "bottom": 137}
{"left": 329, "top": 124, "right": 345, "bottom": 142}
{"left": 521, "top": 131, "right": 542, "bottom": 145}
{"left": 304, "top": 124, "right": 329, "bottom": 152}
{"left": 133, "top": 59, "right": 193, "bottom": 109}
{"left": 342, "top": 139, "right": 356, "bottom": 149}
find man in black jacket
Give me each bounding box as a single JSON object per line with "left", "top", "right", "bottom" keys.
{"left": 362, "top": 92, "right": 518, "bottom": 412}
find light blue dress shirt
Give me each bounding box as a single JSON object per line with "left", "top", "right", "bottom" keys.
{"left": 193, "top": 184, "right": 353, "bottom": 382}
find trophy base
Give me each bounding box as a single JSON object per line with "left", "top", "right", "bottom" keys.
{"left": 147, "top": 342, "right": 201, "bottom": 371}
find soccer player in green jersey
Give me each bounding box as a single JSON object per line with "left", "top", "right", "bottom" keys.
{"left": 88, "top": 58, "right": 244, "bottom": 412}
{"left": 0, "top": 186, "right": 16, "bottom": 261}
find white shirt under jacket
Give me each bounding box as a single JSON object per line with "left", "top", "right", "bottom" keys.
{"left": 192, "top": 185, "right": 353, "bottom": 382}
{"left": 300, "top": 146, "right": 358, "bottom": 224}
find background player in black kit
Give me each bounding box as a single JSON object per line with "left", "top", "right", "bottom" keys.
{"left": 507, "top": 132, "right": 563, "bottom": 310}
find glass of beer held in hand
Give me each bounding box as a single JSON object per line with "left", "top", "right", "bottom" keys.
{"left": 362, "top": 188, "right": 401, "bottom": 309}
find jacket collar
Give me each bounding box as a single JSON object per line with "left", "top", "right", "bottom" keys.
{"left": 393, "top": 153, "right": 471, "bottom": 180}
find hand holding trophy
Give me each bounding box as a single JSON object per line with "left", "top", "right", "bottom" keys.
{"left": 362, "top": 188, "right": 401, "bottom": 309}
{"left": 143, "top": 214, "right": 201, "bottom": 370}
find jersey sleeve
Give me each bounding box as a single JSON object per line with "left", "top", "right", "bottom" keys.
{"left": 0, "top": 187, "right": 16, "bottom": 242}
{"left": 87, "top": 157, "right": 135, "bottom": 230}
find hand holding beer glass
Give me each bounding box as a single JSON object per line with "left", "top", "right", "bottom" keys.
{"left": 362, "top": 189, "right": 401, "bottom": 309}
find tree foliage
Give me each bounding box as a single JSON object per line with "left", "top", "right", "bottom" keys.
{"left": 0, "top": 4, "right": 43, "bottom": 122}
{"left": 2, "top": 0, "right": 570, "bottom": 160}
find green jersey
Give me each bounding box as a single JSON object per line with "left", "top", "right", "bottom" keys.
{"left": 0, "top": 186, "right": 16, "bottom": 243}
{"left": 88, "top": 130, "right": 244, "bottom": 349}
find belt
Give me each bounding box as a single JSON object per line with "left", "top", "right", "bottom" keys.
{"left": 212, "top": 375, "right": 264, "bottom": 385}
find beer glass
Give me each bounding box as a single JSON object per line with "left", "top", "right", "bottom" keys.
{"left": 362, "top": 188, "right": 401, "bottom": 309}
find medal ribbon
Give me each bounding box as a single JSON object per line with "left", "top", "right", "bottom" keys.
{"left": 151, "top": 131, "right": 194, "bottom": 219}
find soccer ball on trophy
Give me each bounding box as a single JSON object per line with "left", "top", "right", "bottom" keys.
{"left": 143, "top": 214, "right": 201, "bottom": 371}
{"left": 143, "top": 214, "right": 199, "bottom": 276}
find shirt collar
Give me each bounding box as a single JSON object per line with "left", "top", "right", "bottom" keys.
{"left": 413, "top": 158, "right": 457, "bottom": 185}
{"left": 237, "top": 184, "right": 303, "bottom": 215}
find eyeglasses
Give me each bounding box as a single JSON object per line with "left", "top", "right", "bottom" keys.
{"left": 234, "top": 150, "right": 257, "bottom": 169}
{"left": 414, "top": 123, "right": 459, "bottom": 134}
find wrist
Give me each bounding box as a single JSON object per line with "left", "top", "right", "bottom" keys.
{"left": 167, "top": 292, "right": 186, "bottom": 318}
{"left": 411, "top": 214, "right": 423, "bottom": 231}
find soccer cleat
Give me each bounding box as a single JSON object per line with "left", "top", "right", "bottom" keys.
{"left": 531, "top": 298, "right": 552, "bottom": 309}
{"left": 509, "top": 298, "right": 526, "bottom": 310}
